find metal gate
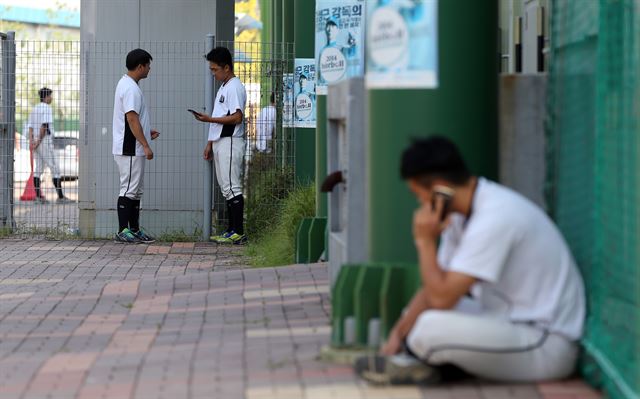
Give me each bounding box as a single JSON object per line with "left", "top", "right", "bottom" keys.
{"left": 0, "top": 34, "right": 295, "bottom": 240}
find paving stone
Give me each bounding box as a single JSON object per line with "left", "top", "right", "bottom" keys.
{"left": 0, "top": 239, "right": 602, "bottom": 399}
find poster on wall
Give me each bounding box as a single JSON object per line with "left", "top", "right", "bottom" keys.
{"left": 366, "top": 0, "right": 438, "bottom": 89}
{"left": 294, "top": 58, "right": 316, "bottom": 128}
{"left": 282, "top": 73, "right": 294, "bottom": 128}
{"left": 315, "top": 0, "right": 365, "bottom": 95}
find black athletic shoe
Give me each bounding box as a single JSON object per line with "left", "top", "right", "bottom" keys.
{"left": 114, "top": 228, "right": 142, "bottom": 244}
{"left": 131, "top": 227, "right": 156, "bottom": 244}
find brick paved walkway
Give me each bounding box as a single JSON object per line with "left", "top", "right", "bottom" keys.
{"left": 0, "top": 239, "right": 602, "bottom": 399}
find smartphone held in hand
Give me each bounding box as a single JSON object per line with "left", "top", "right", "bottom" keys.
{"left": 432, "top": 185, "right": 455, "bottom": 221}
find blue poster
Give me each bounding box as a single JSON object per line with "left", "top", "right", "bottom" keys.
{"left": 294, "top": 58, "right": 316, "bottom": 128}
{"left": 315, "top": 0, "right": 365, "bottom": 95}
{"left": 282, "top": 73, "right": 294, "bottom": 128}
{"left": 366, "top": 0, "right": 438, "bottom": 89}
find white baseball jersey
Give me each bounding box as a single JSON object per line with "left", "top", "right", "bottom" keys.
{"left": 112, "top": 75, "right": 151, "bottom": 156}
{"left": 28, "top": 103, "right": 54, "bottom": 137}
{"left": 208, "top": 76, "right": 247, "bottom": 142}
{"left": 438, "top": 178, "right": 585, "bottom": 340}
{"left": 256, "top": 104, "right": 276, "bottom": 152}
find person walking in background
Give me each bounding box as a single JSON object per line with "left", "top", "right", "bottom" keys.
{"left": 191, "top": 46, "right": 248, "bottom": 245}
{"left": 27, "top": 87, "right": 70, "bottom": 203}
{"left": 112, "top": 48, "right": 160, "bottom": 244}
{"left": 256, "top": 92, "right": 276, "bottom": 153}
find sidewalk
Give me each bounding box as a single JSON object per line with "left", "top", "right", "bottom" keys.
{"left": 0, "top": 239, "right": 602, "bottom": 399}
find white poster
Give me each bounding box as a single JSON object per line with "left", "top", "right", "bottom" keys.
{"left": 294, "top": 58, "right": 316, "bottom": 128}
{"left": 315, "top": 0, "right": 365, "bottom": 95}
{"left": 366, "top": 0, "right": 439, "bottom": 89}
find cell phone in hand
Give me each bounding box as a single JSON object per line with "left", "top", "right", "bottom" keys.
{"left": 432, "top": 185, "right": 455, "bottom": 222}
{"left": 187, "top": 109, "right": 201, "bottom": 116}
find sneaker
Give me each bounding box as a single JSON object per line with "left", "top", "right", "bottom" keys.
{"left": 210, "top": 230, "right": 234, "bottom": 244}
{"left": 56, "top": 196, "right": 72, "bottom": 204}
{"left": 114, "top": 228, "right": 142, "bottom": 244}
{"left": 354, "top": 353, "right": 440, "bottom": 386}
{"left": 230, "top": 233, "right": 248, "bottom": 245}
{"left": 35, "top": 196, "right": 48, "bottom": 204}
{"left": 131, "top": 227, "right": 156, "bottom": 244}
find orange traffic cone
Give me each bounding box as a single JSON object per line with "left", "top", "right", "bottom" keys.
{"left": 20, "top": 149, "right": 36, "bottom": 201}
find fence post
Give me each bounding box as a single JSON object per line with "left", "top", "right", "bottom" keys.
{"left": 0, "top": 31, "right": 16, "bottom": 230}
{"left": 203, "top": 34, "right": 215, "bottom": 241}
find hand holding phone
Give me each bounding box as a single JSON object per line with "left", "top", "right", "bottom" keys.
{"left": 431, "top": 185, "right": 455, "bottom": 222}
{"left": 187, "top": 108, "right": 202, "bottom": 116}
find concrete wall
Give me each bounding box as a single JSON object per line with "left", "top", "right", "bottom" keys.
{"left": 499, "top": 74, "right": 547, "bottom": 209}
{"left": 79, "top": 0, "right": 234, "bottom": 237}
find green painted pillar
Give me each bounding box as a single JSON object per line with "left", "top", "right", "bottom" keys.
{"left": 282, "top": 0, "right": 295, "bottom": 169}
{"left": 316, "top": 96, "right": 327, "bottom": 216}
{"left": 294, "top": 0, "right": 316, "bottom": 185}
{"left": 274, "top": 0, "right": 283, "bottom": 43}
{"left": 283, "top": 0, "right": 294, "bottom": 42}
{"left": 260, "top": 0, "right": 273, "bottom": 46}
{"left": 368, "top": 0, "right": 498, "bottom": 263}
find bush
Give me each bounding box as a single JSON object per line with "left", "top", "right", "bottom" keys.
{"left": 246, "top": 183, "right": 315, "bottom": 267}
{"left": 245, "top": 152, "right": 295, "bottom": 239}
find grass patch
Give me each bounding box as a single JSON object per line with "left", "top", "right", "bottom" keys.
{"left": 245, "top": 153, "right": 295, "bottom": 240}
{"left": 155, "top": 228, "right": 202, "bottom": 242}
{"left": 246, "top": 183, "right": 315, "bottom": 267}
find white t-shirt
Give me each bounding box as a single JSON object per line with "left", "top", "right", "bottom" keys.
{"left": 256, "top": 104, "right": 276, "bottom": 152}
{"left": 437, "top": 178, "right": 585, "bottom": 340}
{"left": 112, "top": 75, "right": 151, "bottom": 156}
{"left": 28, "top": 103, "right": 54, "bottom": 137}
{"left": 208, "top": 76, "right": 246, "bottom": 142}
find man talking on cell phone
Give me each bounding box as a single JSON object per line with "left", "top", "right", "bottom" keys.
{"left": 355, "top": 136, "right": 586, "bottom": 386}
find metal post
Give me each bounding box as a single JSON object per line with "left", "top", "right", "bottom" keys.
{"left": 1, "top": 32, "right": 16, "bottom": 229}
{"left": 6, "top": 32, "right": 15, "bottom": 229}
{"left": 203, "top": 34, "right": 215, "bottom": 241}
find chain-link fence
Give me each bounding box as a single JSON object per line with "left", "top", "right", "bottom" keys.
{"left": 0, "top": 36, "right": 295, "bottom": 241}
{"left": 547, "top": 1, "right": 639, "bottom": 398}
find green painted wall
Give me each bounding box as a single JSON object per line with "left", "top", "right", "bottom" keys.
{"left": 293, "top": 0, "right": 316, "bottom": 185}
{"left": 368, "top": 0, "right": 498, "bottom": 263}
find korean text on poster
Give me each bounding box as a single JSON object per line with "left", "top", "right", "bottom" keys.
{"left": 294, "top": 58, "right": 316, "bottom": 128}
{"left": 315, "top": 0, "right": 365, "bottom": 95}
{"left": 366, "top": 0, "right": 438, "bottom": 89}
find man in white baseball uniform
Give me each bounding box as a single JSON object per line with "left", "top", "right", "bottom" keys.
{"left": 256, "top": 92, "right": 276, "bottom": 153}
{"left": 355, "top": 136, "right": 586, "bottom": 385}
{"left": 27, "top": 87, "right": 69, "bottom": 203}
{"left": 112, "top": 48, "right": 160, "bottom": 244}
{"left": 191, "top": 46, "right": 247, "bottom": 245}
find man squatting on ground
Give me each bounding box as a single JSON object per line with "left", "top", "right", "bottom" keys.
{"left": 27, "top": 87, "right": 69, "bottom": 203}
{"left": 112, "top": 49, "right": 159, "bottom": 244}
{"left": 356, "top": 136, "right": 586, "bottom": 385}
{"left": 191, "top": 47, "right": 248, "bottom": 245}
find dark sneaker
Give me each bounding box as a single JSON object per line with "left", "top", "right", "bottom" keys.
{"left": 57, "top": 196, "right": 72, "bottom": 204}
{"left": 114, "top": 228, "right": 142, "bottom": 244}
{"left": 230, "top": 233, "right": 247, "bottom": 245}
{"left": 210, "top": 230, "right": 234, "bottom": 244}
{"left": 35, "top": 196, "right": 48, "bottom": 204}
{"left": 131, "top": 227, "right": 156, "bottom": 244}
{"left": 354, "top": 353, "right": 440, "bottom": 386}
